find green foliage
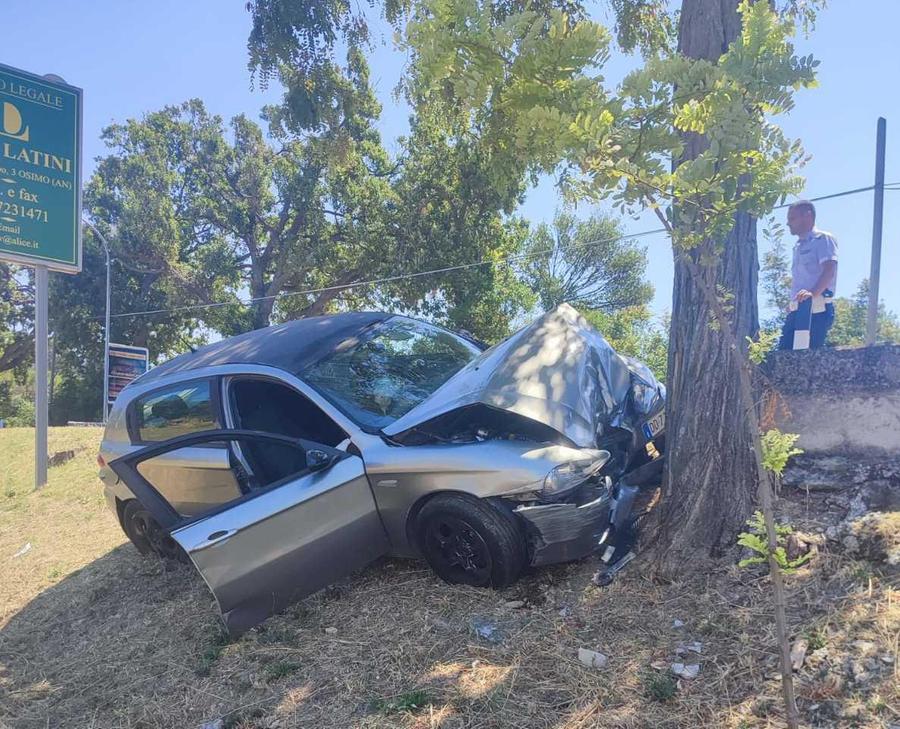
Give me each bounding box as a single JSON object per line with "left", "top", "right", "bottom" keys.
{"left": 520, "top": 211, "right": 653, "bottom": 313}
{"left": 0, "top": 376, "right": 34, "bottom": 426}
{"left": 828, "top": 280, "right": 900, "bottom": 347}
{"left": 405, "top": 0, "right": 819, "bottom": 248}
{"left": 760, "top": 429, "right": 802, "bottom": 475}
{"left": 802, "top": 626, "right": 827, "bottom": 652}
{"left": 0, "top": 265, "right": 34, "bottom": 375}
{"left": 373, "top": 689, "right": 433, "bottom": 714}
{"left": 737, "top": 511, "right": 812, "bottom": 573}
{"left": 580, "top": 306, "right": 668, "bottom": 381}
{"left": 746, "top": 329, "right": 779, "bottom": 365}
{"left": 760, "top": 232, "right": 792, "bottom": 329}
{"left": 263, "top": 660, "right": 302, "bottom": 681}
{"left": 608, "top": 0, "right": 676, "bottom": 56}
{"left": 642, "top": 670, "right": 677, "bottom": 702}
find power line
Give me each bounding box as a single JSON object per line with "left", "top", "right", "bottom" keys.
{"left": 103, "top": 180, "right": 898, "bottom": 321}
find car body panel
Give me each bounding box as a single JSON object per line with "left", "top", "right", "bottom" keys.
{"left": 515, "top": 490, "right": 612, "bottom": 566}
{"left": 136, "top": 446, "right": 242, "bottom": 517}
{"left": 356, "top": 435, "right": 609, "bottom": 556}
{"left": 108, "top": 430, "right": 390, "bottom": 636}
{"left": 383, "top": 304, "right": 664, "bottom": 449}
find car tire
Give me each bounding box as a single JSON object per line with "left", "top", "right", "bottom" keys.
{"left": 121, "top": 499, "right": 187, "bottom": 562}
{"left": 416, "top": 493, "right": 527, "bottom": 589}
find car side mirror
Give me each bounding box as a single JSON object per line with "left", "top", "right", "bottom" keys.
{"left": 307, "top": 448, "right": 335, "bottom": 473}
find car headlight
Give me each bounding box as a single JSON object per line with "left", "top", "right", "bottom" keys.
{"left": 542, "top": 459, "right": 605, "bottom": 498}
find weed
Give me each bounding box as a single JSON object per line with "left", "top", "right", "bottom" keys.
{"left": 264, "top": 660, "right": 302, "bottom": 682}
{"left": 643, "top": 671, "right": 677, "bottom": 702}
{"left": 195, "top": 627, "right": 232, "bottom": 676}
{"left": 803, "top": 626, "right": 827, "bottom": 652}
{"left": 849, "top": 562, "right": 875, "bottom": 584}
{"left": 373, "top": 689, "right": 432, "bottom": 714}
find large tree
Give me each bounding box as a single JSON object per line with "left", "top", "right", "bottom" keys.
{"left": 399, "top": 0, "right": 818, "bottom": 575}
{"left": 521, "top": 211, "right": 653, "bottom": 312}
{"left": 0, "top": 265, "right": 33, "bottom": 374}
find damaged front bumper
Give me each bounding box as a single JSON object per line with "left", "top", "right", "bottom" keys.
{"left": 513, "top": 485, "right": 611, "bottom": 567}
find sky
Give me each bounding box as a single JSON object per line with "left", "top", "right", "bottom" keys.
{"left": 4, "top": 0, "right": 898, "bottom": 323}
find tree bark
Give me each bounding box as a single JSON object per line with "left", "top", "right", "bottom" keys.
{"left": 650, "top": 0, "right": 760, "bottom": 575}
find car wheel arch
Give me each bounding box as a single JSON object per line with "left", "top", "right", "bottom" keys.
{"left": 404, "top": 489, "right": 523, "bottom": 556}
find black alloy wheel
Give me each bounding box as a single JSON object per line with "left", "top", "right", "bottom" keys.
{"left": 416, "top": 493, "right": 527, "bottom": 589}
{"left": 422, "top": 514, "right": 493, "bottom": 586}
{"left": 122, "top": 500, "right": 186, "bottom": 562}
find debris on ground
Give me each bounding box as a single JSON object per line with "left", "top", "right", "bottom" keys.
{"left": 12, "top": 542, "right": 31, "bottom": 558}
{"left": 790, "top": 638, "right": 808, "bottom": 671}
{"left": 671, "top": 663, "right": 700, "bottom": 679}
{"left": 675, "top": 641, "right": 703, "bottom": 656}
{"left": 503, "top": 600, "right": 525, "bottom": 609}
{"left": 48, "top": 449, "right": 77, "bottom": 468}
{"left": 470, "top": 616, "right": 504, "bottom": 644}
{"left": 324, "top": 626, "right": 338, "bottom": 635}
{"left": 577, "top": 648, "right": 608, "bottom": 669}
{"left": 671, "top": 618, "right": 685, "bottom": 629}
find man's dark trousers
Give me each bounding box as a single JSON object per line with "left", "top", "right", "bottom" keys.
{"left": 778, "top": 303, "right": 834, "bottom": 350}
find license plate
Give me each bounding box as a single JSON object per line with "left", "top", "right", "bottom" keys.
{"left": 642, "top": 411, "right": 665, "bottom": 439}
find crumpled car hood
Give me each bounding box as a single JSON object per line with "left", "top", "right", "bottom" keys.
{"left": 382, "top": 303, "right": 664, "bottom": 448}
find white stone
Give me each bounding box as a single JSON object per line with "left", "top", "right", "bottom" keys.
{"left": 671, "top": 663, "right": 700, "bottom": 679}
{"left": 578, "top": 648, "right": 608, "bottom": 669}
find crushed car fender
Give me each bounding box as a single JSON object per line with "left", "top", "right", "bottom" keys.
{"left": 514, "top": 489, "right": 611, "bottom": 566}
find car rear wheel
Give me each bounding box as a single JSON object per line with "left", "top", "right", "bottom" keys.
{"left": 416, "top": 494, "right": 527, "bottom": 589}
{"left": 122, "top": 500, "right": 187, "bottom": 562}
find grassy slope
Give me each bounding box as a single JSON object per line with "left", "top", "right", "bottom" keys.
{"left": 0, "top": 427, "right": 125, "bottom": 623}
{"left": 0, "top": 428, "right": 896, "bottom": 729}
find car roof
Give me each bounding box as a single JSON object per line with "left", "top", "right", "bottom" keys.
{"left": 134, "top": 311, "right": 395, "bottom": 387}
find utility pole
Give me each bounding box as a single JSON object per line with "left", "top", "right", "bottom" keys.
{"left": 865, "top": 117, "right": 886, "bottom": 346}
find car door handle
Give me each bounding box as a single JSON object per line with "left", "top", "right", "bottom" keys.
{"left": 202, "top": 528, "right": 237, "bottom": 547}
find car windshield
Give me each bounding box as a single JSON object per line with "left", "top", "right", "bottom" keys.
{"left": 302, "top": 318, "right": 482, "bottom": 430}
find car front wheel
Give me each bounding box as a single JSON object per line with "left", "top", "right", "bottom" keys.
{"left": 416, "top": 494, "right": 527, "bottom": 589}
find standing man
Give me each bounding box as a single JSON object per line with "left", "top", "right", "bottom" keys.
{"left": 779, "top": 200, "right": 838, "bottom": 350}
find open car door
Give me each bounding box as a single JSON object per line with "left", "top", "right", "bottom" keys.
{"left": 109, "top": 429, "right": 390, "bottom": 636}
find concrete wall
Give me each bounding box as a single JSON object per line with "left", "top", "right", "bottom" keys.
{"left": 761, "top": 344, "right": 900, "bottom": 455}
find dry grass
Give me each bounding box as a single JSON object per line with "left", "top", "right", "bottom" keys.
{"left": 0, "top": 428, "right": 897, "bottom": 729}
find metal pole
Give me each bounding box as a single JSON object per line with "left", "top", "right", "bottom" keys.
{"left": 103, "top": 242, "right": 111, "bottom": 424}
{"left": 865, "top": 117, "right": 886, "bottom": 346}
{"left": 34, "top": 265, "right": 49, "bottom": 488}
{"left": 83, "top": 219, "right": 112, "bottom": 423}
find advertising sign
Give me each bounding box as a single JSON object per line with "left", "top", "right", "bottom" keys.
{"left": 108, "top": 343, "right": 150, "bottom": 404}
{"left": 0, "top": 64, "right": 82, "bottom": 272}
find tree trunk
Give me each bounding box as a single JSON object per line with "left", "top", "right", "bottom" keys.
{"left": 650, "top": 0, "right": 760, "bottom": 576}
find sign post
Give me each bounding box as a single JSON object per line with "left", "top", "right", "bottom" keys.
{"left": 107, "top": 343, "right": 149, "bottom": 406}
{"left": 0, "top": 64, "right": 82, "bottom": 488}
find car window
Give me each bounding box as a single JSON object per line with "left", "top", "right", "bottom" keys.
{"left": 230, "top": 378, "right": 346, "bottom": 447}
{"left": 134, "top": 380, "right": 217, "bottom": 442}
{"left": 302, "top": 318, "right": 481, "bottom": 430}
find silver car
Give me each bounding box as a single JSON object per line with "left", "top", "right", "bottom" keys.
{"left": 99, "top": 304, "right": 665, "bottom": 635}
